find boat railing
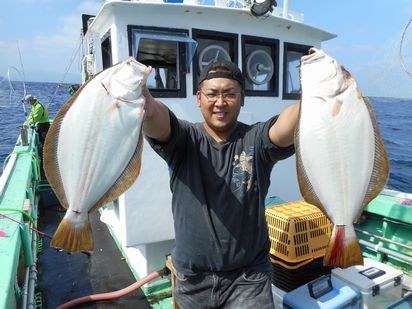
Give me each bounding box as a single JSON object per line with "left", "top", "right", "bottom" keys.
{"left": 0, "top": 126, "right": 41, "bottom": 309}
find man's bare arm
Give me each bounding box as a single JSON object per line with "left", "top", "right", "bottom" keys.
{"left": 269, "top": 100, "right": 300, "bottom": 147}
{"left": 143, "top": 87, "right": 171, "bottom": 142}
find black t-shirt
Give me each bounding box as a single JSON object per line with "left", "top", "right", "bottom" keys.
{"left": 147, "top": 111, "right": 295, "bottom": 275}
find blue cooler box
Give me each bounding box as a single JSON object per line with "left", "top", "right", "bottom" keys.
{"left": 283, "top": 274, "right": 360, "bottom": 309}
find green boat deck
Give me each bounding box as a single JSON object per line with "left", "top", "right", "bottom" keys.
{"left": 1, "top": 127, "right": 411, "bottom": 308}
{"left": 0, "top": 128, "right": 40, "bottom": 309}
{"left": 0, "top": 128, "right": 163, "bottom": 308}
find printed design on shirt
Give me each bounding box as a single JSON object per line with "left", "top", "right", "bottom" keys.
{"left": 231, "top": 147, "right": 254, "bottom": 195}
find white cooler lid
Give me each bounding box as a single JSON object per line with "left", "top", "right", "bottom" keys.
{"left": 331, "top": 258, "right": 403, "bottom": 290}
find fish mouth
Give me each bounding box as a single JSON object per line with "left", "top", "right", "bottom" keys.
{"left": 301, "top": 48, "right": 325, "bottom": 65}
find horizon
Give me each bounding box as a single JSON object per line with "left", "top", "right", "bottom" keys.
{"left": 1, "top": 1, "right": 412, "bottom": 98}
{"left": 3, "top": 79, "right": 412, "bottom": 101}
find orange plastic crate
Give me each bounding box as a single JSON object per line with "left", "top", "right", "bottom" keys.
{"left": 265, "top": 200, "right": 332, "bottom": 263}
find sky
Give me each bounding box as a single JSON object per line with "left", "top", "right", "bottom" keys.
{"left": 1, "top": 0, "right": 412, "bottom": 98}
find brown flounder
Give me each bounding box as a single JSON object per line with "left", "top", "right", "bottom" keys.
{"left": 296, "top": 48, "right": 389, "bottom": 268}
{"left": 44, "top": 57, "right": 148, "bottom": 253}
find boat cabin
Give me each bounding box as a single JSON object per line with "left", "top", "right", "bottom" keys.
{"left": 81, "top": 0, "right": 335, "bottom": 291}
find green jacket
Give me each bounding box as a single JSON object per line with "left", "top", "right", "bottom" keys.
{"left": 28, "top": 100, "right": 49, "bottom": 125}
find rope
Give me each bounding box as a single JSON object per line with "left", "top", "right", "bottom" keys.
{"left": 47, "top": 31, "right": 84, "bottom": 108}
{"left": 400, "top": 18, "right": 412, "bottom": 77}
{"left": 0, "top": 211, "right": 52, "bottom": 239}
{"left": 0, "top": 208, "right": 36, "bottom": 228}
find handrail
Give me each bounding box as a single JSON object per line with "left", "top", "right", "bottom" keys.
{"left": 0, "top": 126, "right": 39, "bottom": 309}
{"left": 355, "top": 228, "right": 412, "bottom": 251}
{"left": 359, "top": 239, "right": 412, "bottom": 264}
{"left": 0, "top": 153, "right": 18, "bottom": 197}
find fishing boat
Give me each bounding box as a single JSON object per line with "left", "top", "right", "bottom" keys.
{"left": 1, "top": 0, "right": 411, "bottom": 308}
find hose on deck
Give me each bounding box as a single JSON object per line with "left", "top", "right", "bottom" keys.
{"left": 56, "top": 267, "right": 169, "bottom": 309}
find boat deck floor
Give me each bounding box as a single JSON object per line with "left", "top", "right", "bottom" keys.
{"left": 36, "top": 203, "right": 152, "bottom": 309}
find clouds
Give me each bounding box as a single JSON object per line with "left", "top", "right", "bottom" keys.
{"left": 0, "top": 1, "right": 101, "bottom": 83}
{"left": 78, "top": 0, "right": 103, "bottom": 13}
{"left": 2, "top": 0, "right": 412, "bottom": 98}
{"left": 303, "top": 1, "right": 412, "bottom": 98}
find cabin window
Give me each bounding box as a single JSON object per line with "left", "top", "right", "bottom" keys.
{"left": 192, "top": 29, "right": 238, "bottom": 94}
{"left": 128, "top": 26, "right": 197, "bottom": 98}
{"left": 101, "top": 30, "right": 112, "bottom": 70}
{"left": 241, "top": 35, "right": 279, "bottom": 97}
{"left": 282, "top": 42, "right": 312, "bottom": 100}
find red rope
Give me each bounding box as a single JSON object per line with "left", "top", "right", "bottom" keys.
{"left": 0, "top": 213, "right": 52, "bottom": 239}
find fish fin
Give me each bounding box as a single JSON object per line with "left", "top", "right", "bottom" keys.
{"left": 324, "top": 225, "right": 363, "bottom": 268}
{"left": 295, "top": 107, "right": 328, "bottom": 215}
{"left": 355, "top": 97, "right": 390, "bottom": 221}
{"left": 89, "top": 126, "right": 144, "bottom": 213}
{"left": 50, "top": 211, "right": 93, "bottom": 253}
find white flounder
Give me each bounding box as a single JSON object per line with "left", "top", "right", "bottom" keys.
{"left": 44, "top": 57, "right": 148, "bottom": 253}
{"left": 296, "top": 48, "right": 389, "bottom": 268}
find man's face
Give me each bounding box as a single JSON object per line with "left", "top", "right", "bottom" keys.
{"left": 196, "top": 78, "right": 243, "bottom": 140}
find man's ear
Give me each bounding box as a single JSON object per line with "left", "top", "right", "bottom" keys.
{"left": 196, "top": 90, "right": 201, "bottom": 107}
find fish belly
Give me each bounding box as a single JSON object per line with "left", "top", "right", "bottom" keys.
{"left": 45, "top": 58, "right": 147, "bottom": 253}
{"left": 58, "top": 79, "right": 143, "bottom": 212}
{"left": 297, "top": 93, "right": 377, "bottom": 268}
{"left": 298, "top": 95, "right": 375, "bottom": 224}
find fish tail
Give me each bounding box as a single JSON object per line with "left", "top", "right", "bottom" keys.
{"left": 51, "top": 210, "right": 93, "bottom": 253}
{"left": 324, "top": 225, "right": 363, "bottom": 268}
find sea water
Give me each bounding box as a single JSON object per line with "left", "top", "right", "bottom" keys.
{"left": 0, "top": 82, "right": 411, "bottom": 193}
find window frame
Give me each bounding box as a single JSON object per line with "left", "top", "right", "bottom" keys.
{"left": 192, "top": 29, "right": 238, "bottom": 94}
{"left": 101, "top": 30, "right": 113, "bottom": 70}
{"left": 241, "top": 35, "right": 279, "bottom": 97}
{"left": 127, "top": 25, "right": 189, "bottom": 98}
{"left": 282, "top": 42, "right": 312, "bottom": 100}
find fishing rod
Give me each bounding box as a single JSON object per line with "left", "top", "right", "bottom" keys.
{"left": 400, "top": 17, "right": 412, "bottom": 77}
{"left": 16, "top": 41, "right": 29, "bottom": 116}
{"left": 48, "top": 31, "right": 84, "bottom": 108}
{"left": 6, "top": 66, "right": 28, "bottom": 116}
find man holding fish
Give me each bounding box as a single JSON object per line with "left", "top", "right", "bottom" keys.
{"left": 44, "top": 48, "right": 388, "bottom": 308}
{"left": 144, "top": 59, "right": 300, "bottom": 309}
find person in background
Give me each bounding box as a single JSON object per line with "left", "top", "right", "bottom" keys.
{"left": 143, "top": 59, "right": 300, "bottom": 309}
{"left": 24, "top": 94, "right": 50, "bottom": 145}
{"left": 24, "top": 94, "right": 50, "bottom": 178}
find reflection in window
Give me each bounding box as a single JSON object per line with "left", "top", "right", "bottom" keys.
{"left": 138, "top": 38, "right": 179, "bottom": 90}
{"left": 128, "top": 26, "right": 197, "bottom": 98}
{"left": 283, "top": 43, "right": 311, "bottom": 100}
{"left": 101, "top": 30, "right": 112, "bottom": 70}
{"left": 285, "top": 51, "right": 301, "bottom": 94}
